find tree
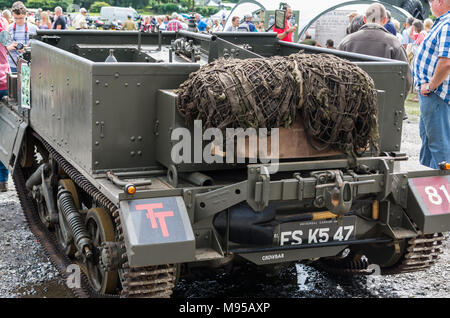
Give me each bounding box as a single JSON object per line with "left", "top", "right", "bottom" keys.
{"left": 89, "top": 0, "right": 108, "bottom": 12}
{"left": 25, "top": 0, "right": 73, "bottom": 11}
{"left": 0, "top": 0, "right": 11, "bottom": 9}
{"left": 182, "top": 0, "right": 194, "bottom": 11}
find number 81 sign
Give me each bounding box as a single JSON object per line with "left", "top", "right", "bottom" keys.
{"left": 412, "top": 176, "right": 450, "bottom": 215}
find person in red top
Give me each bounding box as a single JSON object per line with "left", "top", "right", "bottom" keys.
{"left": 273, "top": 5, "right": 297, "bottom": 42}
{"left": 0, "top": 15, "right": 13, "bottom": 191}
{"left": 411, "top": 20, "right": 427, "bottom": 45}
{"left": 0, "top": 16, "right": 12, "bottom": 98}
{"left": 166, "top": 12, "right": 183, "bottom": 31}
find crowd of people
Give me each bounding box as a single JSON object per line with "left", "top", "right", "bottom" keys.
{"left": 2, "top": 5, "right": 74, "bottom": 31}
{"left": 336, "top": 2, "right": 449, "bottom": 170}
{"left": 120, "top": 11, "right": 266, "bottom": 33}
{"left": 0, "top": 1, "right": 448, "bottom": 191}
{"left": 0, "top": 1, "right": 84, "bottom": 191}
{"left": 0, "top": 1, "right": 80, "bottom": 73}
{"left": 272, "top": 2, "right": 448, "bottom": 170}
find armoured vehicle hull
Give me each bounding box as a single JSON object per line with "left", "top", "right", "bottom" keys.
{"left": 0, "top": 30, "right": 449, "bottom": 297}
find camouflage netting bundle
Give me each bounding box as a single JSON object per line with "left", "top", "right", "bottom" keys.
{"left": 176, "top": 55, "right": 299, "bottom": 130}
{"left": 289, "top": 53, "right": 379, "bottom": 156}
{"left": 175, "top": 52, "right": 379, "bottom": 158}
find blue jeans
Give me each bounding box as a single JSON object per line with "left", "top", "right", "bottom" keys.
{"left": 419, "top": 93, "right": 450, "bottom": 169}
{"left": 0, "top": 161, "right": 8, "bottom": 182}
{"left": 0, "top": 89, "right": 7, "bottom": 99}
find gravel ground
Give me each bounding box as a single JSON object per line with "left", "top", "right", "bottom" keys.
{"left": 0, "top": 113, "right": 448, "bottom": 298}
{"left": 0, "top": 182, "right": 66, "bottom": 297}
{"left": 400, "top": 116, "right": 426, "bottom": 171}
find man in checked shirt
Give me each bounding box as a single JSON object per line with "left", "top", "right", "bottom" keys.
{"left": 412, "top": 0, "right": 450, "bottom": 169}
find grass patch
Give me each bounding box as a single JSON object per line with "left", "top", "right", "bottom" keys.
{"left": 404, "top": 93, "right": 420, "bottom": 117}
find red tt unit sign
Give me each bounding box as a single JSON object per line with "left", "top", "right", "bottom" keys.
{"left": 125, "top": 196, "right": 192, "bottom": 244}
{"left": 119, "top": 196, "right": 196, "bottom": 266}
{"left": 411, "top": 176, "right": 450, "bottom": 215}
{"left": 135, "top": 203, "right": 174, "bottom": 237}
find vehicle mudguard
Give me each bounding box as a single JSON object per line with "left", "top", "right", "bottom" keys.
{"left": 406, "top": 171, "right": 450, "bottom": 234}
{"left": 0, "top": 105, "right": 27, "bottom": 171}
{"left": 119, "top": 196, "right": 195, "bottom": 267}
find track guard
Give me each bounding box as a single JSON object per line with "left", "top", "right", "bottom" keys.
{"left": 0, "top": 105, "right": 26, "bottom": 171}
{"left": 406, "top": 174, "right": 450, "bottom": 234}
{"left": 119, "top": 196, "right": 195, "bottom": 267}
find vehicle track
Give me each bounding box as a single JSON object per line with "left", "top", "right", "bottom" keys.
{"left": 11, "top": 132, "right": 177, "bottom": 298}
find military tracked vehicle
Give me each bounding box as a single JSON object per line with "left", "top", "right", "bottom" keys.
{"left": 0, "top": 28, "right": 449, "bottom": 298}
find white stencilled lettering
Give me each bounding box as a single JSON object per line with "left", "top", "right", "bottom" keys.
{"left": 261, "top": 253, "right": 284, "bottom": 261}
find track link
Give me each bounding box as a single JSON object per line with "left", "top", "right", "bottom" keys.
{"left": 13, "top": 164, "right": 96, "bottom": 298}
{"left": 383, "top": 233, "right": 445, "bottom": 274}
{"left": 315, "top": 232, "right": 445, "bottom": 276}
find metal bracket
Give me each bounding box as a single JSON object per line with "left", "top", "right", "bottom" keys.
{"left": 259, "top": 166, "right": 270, "bottom": 210}
{"left": 106, "top": 170, "right": 152, "bottom": 192}
{"left": 391, "top": 173, "right": 409, "bottom": 208}
{"left": 312, "top": 169, "right": 375, "bottom": 216}
{"left": 167, "top": 164, "right": 178, "bottom": 187}
{"left": 40, "top": 172, "right": 59, "bottom": 224}
{"left": 26, "top": 162, "right": 58, "bottom": 224}
{"left": 293, "top": 173, "right": 304, "bottom": 201}
{"left": 378, "top": 158, "right": 392, "bottom": 200}
{"left": 194, "top": 181, "right": 247, "bottom": 222}
{"left": 40, "top": 35, "right": 60, "bottom": 45}
{"left": 247, "top": 165, "right": 271, "bottom": 212}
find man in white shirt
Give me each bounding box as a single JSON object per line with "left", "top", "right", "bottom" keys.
{"left": 72, "top": 8, "right": 88, "bottom": 30}
{"left": 401, "top": 17, "right": 415, "bottom": 48}
{"left": 211, "top": 19, "right": 223, "bottom": 32}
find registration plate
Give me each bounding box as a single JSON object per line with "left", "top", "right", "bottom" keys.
{"left": 278, "top": 216, "right": 356, "bottom": 246}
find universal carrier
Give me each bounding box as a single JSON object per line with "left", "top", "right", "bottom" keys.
{"left": 0, "top": 29, "right": 449, "bottom": 297}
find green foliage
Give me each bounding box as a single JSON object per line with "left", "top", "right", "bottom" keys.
{"left": 110, "top": 0, "right": 147, "bottom": 9}
{"left": 151, "top": 2, "right": 179, "bottom": 14}
{"left": 77, "top": 0, "right": 110, "bottom": 10}
{"left": 25, "top": 0, "right": 72, "bottom": 11}
{"left": 89, "top": 0, "right": 109, "bottom": 12}
{"left": 131, "top": 0, "right": 148, "bottom": 9}
{"left": 150, "top": 2, "right": 219, "bottom": 16}
{"left": 180, "top": 0, "right": 194, "bottom": 10}
{"left": 2, "top": 0, "right": 221, "bottom": 14}
{"left": 6, "top": 0, "right": 148, "bottom": 11}
{"left": 193, "top": 6, "right": 219, "bottom": 16}
{"left": 0, "top": 0, "right": 11, "bottom": 10}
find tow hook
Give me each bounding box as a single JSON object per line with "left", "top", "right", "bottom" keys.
{"left": 313, "top": 170, "right": 375, "bottom": 216}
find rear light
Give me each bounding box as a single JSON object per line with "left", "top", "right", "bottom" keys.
{"left": 125, "top": 184, "right": 136, "bottom": 195}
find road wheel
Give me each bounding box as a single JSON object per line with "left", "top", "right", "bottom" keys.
{"left": 358, "top": 239, "right": 407, "bottom": 270}
{"left": 85, "top": 207, "right": 118, "bottom": 294}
